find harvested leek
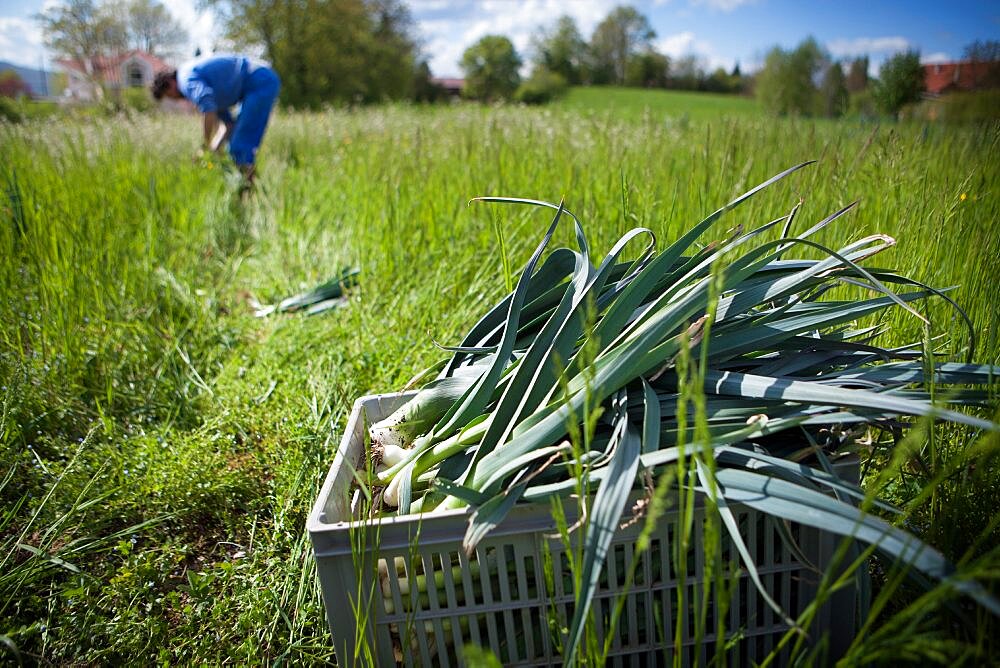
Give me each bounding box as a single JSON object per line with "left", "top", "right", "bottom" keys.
{"left": 253, "top": 266, "right": 360, "bottom": 316}
{"left": 361, "top": 164, "right": 1000, "bottom": 663}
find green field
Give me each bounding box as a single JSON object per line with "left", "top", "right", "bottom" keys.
{"left": 555, "top": 85, "right": 760, "bottom": 119}
{"left": 2, "top": 93, "right": 999, "bottom": 664}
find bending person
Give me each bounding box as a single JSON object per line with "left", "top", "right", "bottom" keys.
{"left": 152, "top": 54, "right": 280, "bottom": 184}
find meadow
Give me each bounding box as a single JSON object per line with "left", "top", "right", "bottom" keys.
{"left": 554, "top": 85, "right": 759, "bottom": 120}
{"left": 1, "top": 90, "right": 999, "bottom": 664}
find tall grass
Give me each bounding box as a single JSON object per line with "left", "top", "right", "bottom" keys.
{"left": 1, "top": 105, "right": 998, "bottom": 663}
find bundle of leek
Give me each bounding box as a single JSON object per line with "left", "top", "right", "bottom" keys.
{"left": 253, "top": 267, "right": 360, "bottom": 316}
{"left": 366, "top": 163, "right": 1000, "bottom": 662}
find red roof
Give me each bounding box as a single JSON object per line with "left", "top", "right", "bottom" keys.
{"left": 431, "top": 77, "right": 464, "bottom": 90}
{"left": 57, "top": 50, "right": 170, "bottom": 84}
{"left": 923, "top": 60, "right": 996, "bottom": 95}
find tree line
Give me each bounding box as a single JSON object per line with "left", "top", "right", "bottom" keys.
{"left": 755, "top": 37, "right": 1000, "bottom": 119}
{"left": 528, "top": 9, "right": 745, "bottom": 93}
{"left": 462, "top": 7, "right": 746, "bottom": 104}
{"left": 36, "top": 0, "right": 744, "bottom": 107}
{"left": 33, "top": 0, "right": 1000, "bottom": 114}
{"left": 210, "top": 2, "right": 747, "bottom": 105}
{"left": 427, "top": 8, "right": 998, "bottom": 115}
{"left": 754, "top": 37, "right": 919, "bottom": 119}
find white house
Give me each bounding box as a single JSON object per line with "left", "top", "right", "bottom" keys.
{"left": 56, "top": 50, "right": 169, "bottom": 102}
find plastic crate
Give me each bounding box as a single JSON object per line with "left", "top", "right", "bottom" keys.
{"left": 308, "top": 393, "right": 861, "bottom": 666}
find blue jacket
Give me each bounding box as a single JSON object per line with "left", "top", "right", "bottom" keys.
{"left": 177, "top": 55, "right": 268, "bottom": 117}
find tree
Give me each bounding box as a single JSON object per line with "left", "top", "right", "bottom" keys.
{"left": 625, "top": 49, "right": 668, "bottom": 88}
{"left": 123, "top": 0, "right": 187, "bottom": 56}
{"left": 819, "top": 62, "right": 848, "bottom": 117}
{"left": 754, "top": 47, "right": 786, "bottom": 113}
{"left": 0, "top": 70, "right": 31, "bottom": 98}
{"left": 460, "top": 35, "right": 522, "bottom": 102}
{"left": 589, "top": 5, "right": 655, "bottom": 85}
{"left": 845, "top": 56, "right": 869, "bottom": 93}
{"left": 531, "top": 15, "right": 586, "bottom": 85}
{"left": 209, "top": 0, "right": 422, "bottom": 107}
{"left": 515, "top": 66, "right": 567, "bottom": 104}
{"left": 729, "top": 62, "right": 747, "bottom": 94}
{"left": 873, "top": 51, "right": 923, "bottom": 117}
{"left": 364, "top": 0, "right": 421, "bottom": 100}
{"left": 963, "top": 39, "right": 1000, "bottom": 88}
{"left": 704, "top": 67, "right": 739, "bottom": 93}
{"left": 40, "top": 0, "right": 187, "bottom": 63}
{"left": 38, "top": 0, "right": 127, "bottom": 68}
{"left": 963, "top": 39, "right": 1000, "bottom": 62}
{"left": 668, "top": 54, "right": 704, "bottom": 91}
{"left": 412, "top": 60, "right": 444, "bottom": 103}
{"left": 755, "top": 37, "right": 826, "bottom": 115}
{"left": 789, "top": 37, "right": 825, "bottom": 93}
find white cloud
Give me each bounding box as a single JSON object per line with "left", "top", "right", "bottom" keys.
{"left": 0, "top": 17, "right": 45, "bottom": 68}
{"left": 657, "top": 31, "right": 696, "bottom": 57}
{"left": 827, "top": 36, "right": 911, "bottom": 58}
{"left": 690, "top": 0, "right": 755, "bottom": 11}
{"left": 407, "top": 0, "right": 455, "bottom": 10}
{"left": 921, "top": 52, "right": 950, "bottom": 64}
{"left": 418, "top": 20, "right": 471, "bottom": 78}
{"left": 655, "top": 30, "right": 731, "bottom": 70}
{"left": 162, "top": 0, "right": 219, "bottom": 61}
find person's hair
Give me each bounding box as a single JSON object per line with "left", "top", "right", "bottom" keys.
{"left": 151, "top": 69, "right": 177, "bottom": 100}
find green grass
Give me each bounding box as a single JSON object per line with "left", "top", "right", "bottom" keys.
{"left": 1, "top": 97, "right": 998, "bottom": 664}
{"left": 554, "top": 85, "right": 760, "bottom": 120}
{"left": 0, "top": 99, "right": 60, "bottom": 123}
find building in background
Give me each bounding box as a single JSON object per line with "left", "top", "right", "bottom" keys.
{"left": 923, "top": 60, "right": 999, "bottom": 96}
{"left": 430, "top": 77, "right": 464, "bottom": 99}
{"left": 56, "top": 50, "right": 168, "bottom": 101}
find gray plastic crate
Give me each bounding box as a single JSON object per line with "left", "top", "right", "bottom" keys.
{"left": 308, "top": 393, "right": 861, "bottom": 666}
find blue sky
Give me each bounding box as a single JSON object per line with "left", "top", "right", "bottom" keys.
{"left": 1, "top": 0, "right": 997, "bottom": 76}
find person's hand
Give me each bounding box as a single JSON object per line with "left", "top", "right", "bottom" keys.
{"left": 209, "top": 122, "right": 230, "bottom": 153}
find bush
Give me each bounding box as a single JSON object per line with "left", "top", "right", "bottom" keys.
{"left": 514, "top": 68, "right": 568, "bottom": 105}
{"left": 939, "top": 91, "right": 1000, "bottom": 122}
{"left": 873, "top": 51, "right": 924, "bottom": 117}
{"left": 0, "top": 95, "right": 23, "bottom": 122}
{"left": 0, "top": 69, "right": 30, "bottom": 98}
{"left": 122, "top": 87, "right": 155, "bottom": 113}
{"left": 22, "top": 100, "right": 60, "bottom": 120}
{"left": 755, "top": 38, "right": 825, "bottom": 116}
{"left": 848, "top": 90, "right": 877, "bottom": 119}
{"left": 905, "top": 91, "right": 1000, "bottom": 123}
{"left": 461, "top": 35, "right": 522, "bottom": 102}
{"left": 100, "top": 87, "right": 156, "bottom": 116}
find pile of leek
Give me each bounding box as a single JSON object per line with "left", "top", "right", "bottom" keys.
{"left": 365, "top": 163, "right": 999, "bottom": 661}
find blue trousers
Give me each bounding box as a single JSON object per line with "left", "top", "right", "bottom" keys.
{"left": 227, "top": 66, "right": 280, "bottom": 166}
